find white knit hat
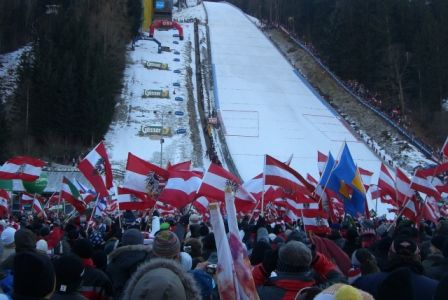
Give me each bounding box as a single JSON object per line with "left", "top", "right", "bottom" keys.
{"left": 36, "top": 239, "right": 49, "bottom": 254}
{"left": 1, "top": 227, "right": 16, "bottom": 246}
{"left": 179, "top": 251, "right": 192, "bottom": 272}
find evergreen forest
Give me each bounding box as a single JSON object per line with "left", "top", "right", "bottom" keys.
{"left": 0, "top": 0, "right": 142, "bottom": 162}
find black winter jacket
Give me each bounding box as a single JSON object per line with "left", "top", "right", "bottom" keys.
{"left": 106, "top": 244, "right": 152, "bottom": 297}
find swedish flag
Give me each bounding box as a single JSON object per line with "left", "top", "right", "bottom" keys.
{"left": 331, "top": 144, "right": 367, "bottom": 216}
{"left": 332, "top": 143, "right": 366, "bottom": 195}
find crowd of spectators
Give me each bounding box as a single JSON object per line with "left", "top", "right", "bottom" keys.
{"left": 0, "top": 210, "right": 447, "bottom": 299}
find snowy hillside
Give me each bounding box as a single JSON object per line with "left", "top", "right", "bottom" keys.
{"left": 104, "top": 22, "right": 204, "bottom": 172}
{"left": 205, "top": 2, "right": 380, "bottom": 178}
{"left": 0, "top": 46, "right": 30, "bottom": 104}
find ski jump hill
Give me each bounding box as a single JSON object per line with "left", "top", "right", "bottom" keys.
{"left": 205, "top": 2, "right": 381, "bottom": 181}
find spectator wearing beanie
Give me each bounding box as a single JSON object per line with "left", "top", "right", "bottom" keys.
{"left": 36, "top": 239, "right": 49, "bottom": 255}
{"left": 72, "top": 239, "right": 113, "bottom": 300}
{"left": 0, "top": 227, "right": 16, "bottom": 263}
{"left": 106, "top": 228, "right": 151, "bottom": 298}
{"left": 254, "top": 241, "right": 344, "bottom": 299}
{"left": 422, "top": 235, "right": 447, "bottom": 269}
{"left": 51, "top": 254, "right": 87, "bottom": 300}
{"left": 353, "top": 235, "right": 438, "bottom": 299}
{"left": 122, "top": 258, "right": 201, "bottom": 300}
{"left": 152, "top": 230, "right": 181, "bottom": 259}
{"left": 13, "top": 251, "right": 56, "bottom": 300}
{"left": 348, "top": 249, "right": 379, "bottom": 284}
{"left": 1, "top": 228, "right": 36, "bottom": 271}
{"left": 152, "top": 231, "right": 214, "bottom": 298}
{"left": 425, "top": 236, "right": 448, "bottom": 280}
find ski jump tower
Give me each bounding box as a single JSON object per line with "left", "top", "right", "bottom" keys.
{"left": 142, "top": 0, "right": 174, "bottom": 31}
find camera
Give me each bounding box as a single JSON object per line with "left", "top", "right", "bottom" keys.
{"left": 206, "top": 264, "right": 217, "bottom": 275}
{"left": 183, "top": 245, "right": 192, "bottom": 253}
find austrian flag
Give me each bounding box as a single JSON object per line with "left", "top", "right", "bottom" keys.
{"left": 158, "top": 170, "right": 202, "bottom": 209}
{"left": 33, "top": 199, "right": 46, "bottom": 218}
{"left": 0, "top": 189, "right": 10, "bottom": 216}
{"left": 197, "top": 163, "right": 256, "bottom": 212}
{"left": 264, "top": 155, "right": 314, "bottom": 195}
{"left": 0, "top": 156, "right": 45, "bottom": 181}
{"left": 121, "top": 152, "right": 168, "bottom": 200}
{"left": 78, "top": 142, "right": 113, "bottom": 198}
{"left": 116, "top": 189, "right": 155, "bottom": 211}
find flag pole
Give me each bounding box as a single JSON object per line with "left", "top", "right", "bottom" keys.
{"left": 113, "top": 186, "right": 122, "bottom": 230}
{"left": 247, "top": 200, "right": 261, "bottom": 224}
{"left": 58, "top": 178, "right": 64, "bottom": 219}
{"left": 261, "top": 154, "right": 267, "bottom": 216}
{"left": 86, "top": 195, "right": 99, "bottom": 232}
{"left": 45, "top": 191, "right": 56, "bottom": 210}
{"left": 316, "top": 143, "right": 345, "bottom": 207}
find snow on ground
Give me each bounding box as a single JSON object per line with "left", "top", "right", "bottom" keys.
{"left": 0, "top": 45, "right": 30, "bottom": 104}
{"left": 104, "top": 25, "right": 196, "bottom": 172}
{"left": 204, "top": 2, "right": 393, "bottom": 217}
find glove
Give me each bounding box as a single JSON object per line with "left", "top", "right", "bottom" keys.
{"left": 262, "top": 249, "right": 278, "bottom": 275}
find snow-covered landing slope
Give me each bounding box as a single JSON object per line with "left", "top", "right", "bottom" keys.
{"left": 205, "top": 3, "right": 381, "bottom": 183}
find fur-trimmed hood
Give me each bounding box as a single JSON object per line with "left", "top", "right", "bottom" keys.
{"left": 122, "top": 258, "right": 201, "bottom": 300}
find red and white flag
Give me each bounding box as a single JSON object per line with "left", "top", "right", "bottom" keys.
{"left": 417, "top": 162, "right": 448, "bottom": 178}
{"left": 328, "top": 197, "right": 345, "bottom": 222}
{"left": 421, "top": 197, "right": 440, "bottom": 224}
{"left": 61, "top": 177, "right": 87, "bottom": 213}
{"left": 0, "top": 189, "right": 10, "bottom": 216}
{"left": 284, "top": 209, "right": 299, "bottom": 223}
{"left": 242, "top": 174, "right": 284, "bottom": 205}
{"left": 396, "top": 168, "right": 414, "bottom": 205}
{"left": 156, "top": 201, "right": 179, "bottom": 216}
{"left": 378, "top": 164, "right": 396, "bottom": 199}
{"left": 115, "top": 189, "right": 155, "bottom": 211}
{"left": 411, "top": 170, "right": 442, "bottom": 200}
{"left": 431, "top": 177, "right": 448, "bottom": 194}
{"left": 401, "top": 196, "right": 421, "bottom": 224}
{"left": 359, "top": 167, "right": 373, "bottom": 191}
{"left": 197, "top": 163, "right": 256, "bottom": 213}
{"left": 0, "top": 156, "right": 45, "bottom": 181}
{"left": 158, "top": 170, "right": 202, "bottom": 209}
{"left": 307, "top": 173, "right": 319, "bottom": 187}
{"left": 78, "top": 142, "right": 113, "bottom": 197}
{"left": 318, "top": 151, "right": 328, "bottom": 175}
{"left": 302, "top": 209, "right": 330, "bottom": 234}
{"left": 121, "top": 152, "right": 168, "bottom": 200}
{"left": 33, "top": 199, "right": 47, "bottom": 218}
{"left": 20, "top": 192, "right": 35, "bottom": 205}
{"left": 167, "top": 160, "right": 191, "bottom": 171}
{"left": 265, "top": 155, "right": 314, "bottom": 196}
{"left": 242, "top": 173, "right": 264, "bottom": 200}
{"left": 193, "top": 196, "right": 211, "bottom": 215}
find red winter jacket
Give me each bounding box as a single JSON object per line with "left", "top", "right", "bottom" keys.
{"left": 254, "top": 252, "right": 343, "bottom": 300}
{"left": 45, "top": 227, "right": 64, "bottom": 249}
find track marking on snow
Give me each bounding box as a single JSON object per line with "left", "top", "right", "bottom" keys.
{"left": 301, "top": 114, "right": 358, "bottom": 142}
{"left": 221, "top": 110, "right": 259, "bottom": 137}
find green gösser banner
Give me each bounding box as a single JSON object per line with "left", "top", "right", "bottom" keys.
{"left": 142, "top": 89, "right": 170, "bottom": 98}
{"left": 144, "top": 61, "right": 169, "bottom": 70}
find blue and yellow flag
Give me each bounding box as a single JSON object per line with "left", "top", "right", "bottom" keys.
{"left": 332, "top": 143, "right": 366, "bottom": 195}
{"left": 326, "top": 144, "right": 367, "bottom": 217}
